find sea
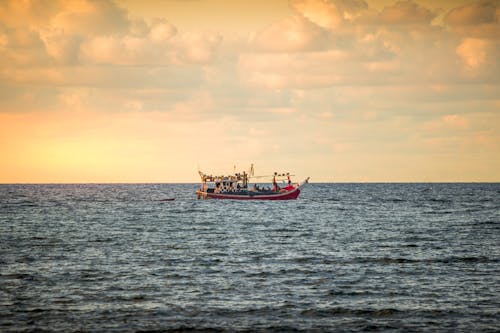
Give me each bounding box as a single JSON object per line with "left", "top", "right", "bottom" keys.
{"left": 0, "top": 183, "right": 499, "bottom": 332}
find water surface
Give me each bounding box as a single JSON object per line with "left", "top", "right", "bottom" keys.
{"left": 1, "top": 183, "right": 499, "bottom": 332}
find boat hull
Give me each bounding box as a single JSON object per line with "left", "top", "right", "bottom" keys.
{"left": 197, "top": 189, "right": 301, "bottom": 200}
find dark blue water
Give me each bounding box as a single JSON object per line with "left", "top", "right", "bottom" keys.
{"left": 0, "top": 183, "right": 499, "bottom": 332}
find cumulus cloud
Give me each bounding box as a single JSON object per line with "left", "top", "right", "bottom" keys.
{"left": 0, "top": 0, "right": 60, "bottom": 28}
{"left": 1, "top": 0, "right": 495, "bottom": 99}
{"left": 0, "top": 0, "right": 223, "bottom": 68}
{"left": 251, "top": 15, "right": 328, "bottom": 52}
{"left": 0, "top": 0, "right": 498, "bottom": 112}
{"left": 291, "top": 0, "right": 368, "bottom": 29}
{"left": 377, "top": 0, "right": 435, "bottom": 25}
{"left": 291, "top": 0, "right": 344, "bottom": 29}
{"left": 78, "top": 28, "right": 221, "bottom": 66}
{"left": 444, "top": 0, "right": 498, "bottom": 26}
{"left": 444, "top": 0, "right": 500, "bottom": 39}
{"left": 173, "top": 32, "right": 221, "bottom": 64}
{"left": 39, "top": 29, "right": 82, "bottom": 65}
{"left": 0, "top": 0, "right": 130, "bottom": 67}
{"left": 50, "top": 0, "right": 130, "bottom": 36}
{"left": 0, "top": 29, "right": 45, "bottom": 66}
{"left": 238, "top": 0, "right": 500, "bottom": 92}
{"left": 149, "top": 20, "right": 177, "bottom": 43}
{"left": 456, "top": 38, "right": 493, "bottom": 70}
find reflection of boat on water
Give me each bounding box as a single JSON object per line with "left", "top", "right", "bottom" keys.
{"left": 196, "top": 165, "right": 309, "bottom": 200}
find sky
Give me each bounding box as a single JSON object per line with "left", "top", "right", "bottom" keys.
{"left": 0, "top": 0, "right": 499, "bottom": 183}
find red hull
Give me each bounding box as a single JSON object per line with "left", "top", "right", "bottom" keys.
{"left": 199, "top": 188, "right": 301, "bottom": 200}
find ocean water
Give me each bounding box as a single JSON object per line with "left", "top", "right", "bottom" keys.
{"left": 0, "top": 183, "right": 499, "bottom": 332}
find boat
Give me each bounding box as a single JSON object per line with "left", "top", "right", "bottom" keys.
{"left": 196, "top": 165, "right": 309, "bottom": 200}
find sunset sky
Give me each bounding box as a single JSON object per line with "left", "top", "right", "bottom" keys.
{"left": 1, "top": 0, "right": 499, "bottom": 183}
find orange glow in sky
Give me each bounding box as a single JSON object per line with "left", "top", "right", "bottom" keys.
{"left": 0, "top": 0, "right": 499, "bottom": 182}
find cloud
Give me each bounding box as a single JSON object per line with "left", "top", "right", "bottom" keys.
{"left": 0, "top": 0, "right": 130, "bottom": 35}
{"left": 291, "top": 0, "right": 344, "bottom": 30}
{"left": 67, "top": 22, "right": 219, "bottom": 66}
{"left": 444, "top": 0, "right": 498, "bottom": 26}
{"left": 441, "top": 1, "right": 500, "bottom": 74}
{"left": 80, "top": 35, "right": 147, "bottom": 65}
{"left": 443, "top": 0, "right": 500, "bottom": 39}
{"left": 266, "top": 107, "right": 296, "bottom": 114}
{"left": 241, "top": 0, "right": 500, "bottom": 92}
{"left": 1, "top": 0, "right": 496, "bottom": 97}
{"left": 50, "top": 0, "right": 130, "bottom": 36}
{"left": 456, "top": 37, "right": 493, "bottom": 70}
{"left": 0, "top": 0, "right": 222, "bottom": 68}
{"left": 169, "top": 90, "right": 215, "bottom": 120}
{"left": 39, "top": 29, "right": 83, "bottom": 65}
{"left": 0, "top": 0, "right": 60, "bottom": 28}
{"left": 173, "top": 32, "right": 222, "bottom": 64}
{"left": 424, "top": 114, "right": 469, "bottom": 131}
{"left": 0, "top": 25, "right": 50, "bottom": 66}
{"left": 238, "top": 51, "right": 351, "bottom": 89}
{"left": 0, "top": 0, "right": 131, "bottom": 67}
{"left": 251, "top": 15, "right": 328, "bottom": 52}
{"left": 148, "top": 20, "right": 177, "bottom": 43}
{"left": 291, "top": 0, "right": 368, "bottom": 29}
{"left": 377, "top": 0, "right": 435, "bottom": 25}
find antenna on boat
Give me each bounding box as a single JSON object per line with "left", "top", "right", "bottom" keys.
{"left": 249, "top": 163, "right": 254, "bottom": 177}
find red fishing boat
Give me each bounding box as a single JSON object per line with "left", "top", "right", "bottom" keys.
{"left": 196, "top": 165, "right": 309, "bottom": 200}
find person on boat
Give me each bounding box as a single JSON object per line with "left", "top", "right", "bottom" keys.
{"left": 242, "top": 171, "right": 248, "bottom": 188}
{"left": 272, "top": 176, "right": 280, "bottom": 192}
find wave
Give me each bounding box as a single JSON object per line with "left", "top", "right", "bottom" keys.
{"left": 1, "top": 200, "right": 39, "bottom": 208}
{"left": 475, "top": 220, "right": 499, "bottom": 225}
{"left": 301, "top": 307, "right": 402, "bottom": 318}
{"left": 422, "top": 210, "right": 454, "bottom": 215}
{"left": 136, "top": 329, "right": 225, "bottom": 333}
{"left": 428, "top": 198, "right": 454, "bottom": 203}
{"left": 352, "top": 257, "right": 417, "bottom": 264}
{"left": 300, "top": 307, "right": 469, "bottom": 320}
{"left": 349, "top": 256, "right": 498, "bottom": 264}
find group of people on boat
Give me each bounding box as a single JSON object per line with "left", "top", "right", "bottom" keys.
{"left": 199, "top": 168, "right": 299, "bottom": 196}
{"left": 252, "top": 184, "right": 273, "bottom": 192}
{"left": 208, "top": 171, "right": 292, "bottom": 194}
{"left": 214, "top": 181, "right": 245, "bottom": 193}
{"left": 213, "top": 182, "right": 280, "bottom": 194}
